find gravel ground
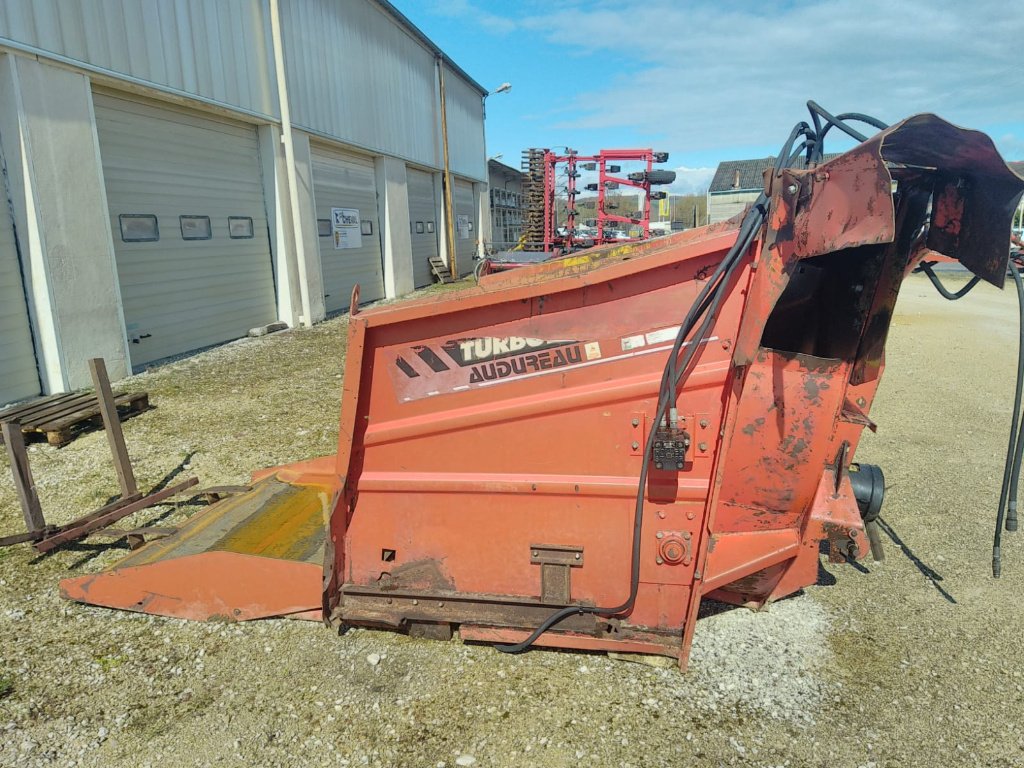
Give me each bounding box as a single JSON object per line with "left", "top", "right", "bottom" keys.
{"left": 1, "top": 274, "right": 1023, "bottom": 767}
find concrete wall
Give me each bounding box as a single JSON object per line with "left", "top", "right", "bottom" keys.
{"left": 259, "top": 124, "right": 326, "bottom": 327}
{"left": 0, "top": 54, "right": 130, "bottom": 392}
{"left": 708, "top": 190, "right": 760, "bottom": 224}
{"left": 474, "top": 182, "right": 490, "bottom": 258}
{"left": 374, "top": 155, "right": 415, "bottom": 298}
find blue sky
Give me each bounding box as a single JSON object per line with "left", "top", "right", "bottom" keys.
{"left": 402, "top": 0, "right": 1024, "bottom": 194}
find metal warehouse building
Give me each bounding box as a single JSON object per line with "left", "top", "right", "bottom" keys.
{"left": 0, "top": 0, "right": 488, "bottom": 407}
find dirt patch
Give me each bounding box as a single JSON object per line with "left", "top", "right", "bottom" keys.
{"left": 1, "top": 274, "right": 1023, "bottom": 767}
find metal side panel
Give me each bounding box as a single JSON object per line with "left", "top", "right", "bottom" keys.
{"left": 454, "top": 178, "right": 476, "bottom": 277}
{"left": 407, "top": 167, "right": 438, "bottom": 288}
{"left": 60, "top": 476, "right": 329, "bottom": 621}
{"left": 0, "top": 193, "right": 39, "bottom": 406}
{"left": 94, "top": 92, "right": 277, "bottom": 368}
{"left": 311, "top": 144, "right": 384, "bottom": 312}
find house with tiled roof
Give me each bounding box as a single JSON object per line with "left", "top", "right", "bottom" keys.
{"left": 706, "top": 154, "right": 842, "bottom": 224}
{"left": 706, "top": 157, "right": 775, "bottom": 224}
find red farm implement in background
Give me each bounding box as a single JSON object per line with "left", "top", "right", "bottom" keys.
{"left": 61, "top": 105, "right": 1024, "bottom": 669}
{"left": 539, "top": 147, "right": 675, "bottom": 253}
{"left": 479, "top": 147, "right": 677, "bottom": 278}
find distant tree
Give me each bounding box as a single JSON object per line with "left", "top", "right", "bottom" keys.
{"left": 669, "top": 193, "right": 707, "bottom": 227}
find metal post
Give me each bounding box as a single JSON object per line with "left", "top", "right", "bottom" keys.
{"left": 89, "top": 358, "right": 137, "bottom": 498}
{"left": 438, "top": 58, "right": 458, "bottom": 278}
{"left": 269, "top": 0, "right": 313, "bottom": 327}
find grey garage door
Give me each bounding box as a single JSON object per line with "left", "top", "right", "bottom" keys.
{"left": 0, "top": 205, "right": 39, "bottom": 406}
{"left": 94, "top": 92, "right": 277, "bottom": 367}
{"left": 407, "top": 167, "right": 438, "bottom": 288}
{"left": 454, "top": 179, "right": 476, "bottom": 277}
{"left": 311, "top": 144, "right": 384, "bottom": 313}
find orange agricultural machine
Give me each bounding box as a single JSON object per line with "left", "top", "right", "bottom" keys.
{"left": 62, "top": 105, "right": 1024, "bottom": 668}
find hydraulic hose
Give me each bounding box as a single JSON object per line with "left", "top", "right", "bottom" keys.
{"left": 916, "top": 261, "right": 981, "bottom": 300}
{"left": 994, "top": 263, "right": 1024, "bottom": 576}
{"left": 496, "top": 104, "right": 887, "bottom": 654}
{"left": 495, "top": 208, "right": 758, "bottom": 654}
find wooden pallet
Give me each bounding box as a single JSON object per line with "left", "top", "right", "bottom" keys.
{"left": 0, "top": 390, "right": 150, "bottom": 448}
{"left": 429, "top": 255, "right": 455, "bottom": 284}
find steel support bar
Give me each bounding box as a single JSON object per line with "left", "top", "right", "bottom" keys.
{"left": 34, "top": 477, "right": 198, "bottom": 554}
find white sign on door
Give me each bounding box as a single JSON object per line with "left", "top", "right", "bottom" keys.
{"left": 332, "top": 207, "right": 362, "bottom": 249}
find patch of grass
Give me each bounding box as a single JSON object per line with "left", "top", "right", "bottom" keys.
{"left": 0, "top": 673, "right": 13, "bottom": 699}
{"left": 96, "top": 654, "right": 127, "bottom": 671}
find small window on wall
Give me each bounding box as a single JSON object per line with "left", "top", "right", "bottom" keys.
{"left": 228, "top": 216, "right": 254, "bottom": 239}
{"left": 415, "top": 221, "right": 425, "bottom": 234}
{"left": 119, "top": 214, "right": 159, "bottom": 242}
{"left": 426, "top": 221, "right": 435, "bottom": 233}
{"left": 360, "top": 220, "right": 373, "bottom": 236}
{"left": 468, "top": 221, "right": 474, "bottom": 231}
{"left": 180, "top": 215, "right": 212, "bottom": 240}
{"left": 317, "top": 219, "right": 332, "bottom": 237}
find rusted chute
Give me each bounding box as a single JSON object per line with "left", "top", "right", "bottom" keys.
{"left": 62, "top": 107, "right": 1024, "bottom": 669}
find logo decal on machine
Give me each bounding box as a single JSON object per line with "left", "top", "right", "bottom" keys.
{"left": 387, "top": 326, "right": 713, "bottom": 403}
{"left": 390, "top": 335, "right": 600, "bottom": 401}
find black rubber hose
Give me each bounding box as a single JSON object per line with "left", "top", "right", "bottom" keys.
{"left": 774, "top": 123, "right": 814, "bottom": 174}
{"left": 807, "top": 103, "right": 889, "bottom": 163}
{"left": 1003, "top": 263, "right": 1024, "bottom": 535}
{"left": 994, "top": 263, "right": 1024, "bottom": 576}
{"left": 495, "top": 199, "right": 764, "bottom": 654}
{"left": 495, "top": 218, "right": 755, "bottom": 654}
{"left": 916, "top": 261, "right": 981, "bottom": 300}
{"left": 496, "top": 105, "right": 883, "bottom": 654}
{"left": 807, "top": 101, "right": 872, "bottom": 143}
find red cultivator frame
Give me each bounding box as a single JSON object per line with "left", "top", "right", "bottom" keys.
{"left": 63, "top": 108, "right": 1024, "bottom": 670}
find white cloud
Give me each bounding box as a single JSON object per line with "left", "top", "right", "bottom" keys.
{"left": 446, "top": 0, "right": 1024, "bottom": 160}
{"left": 426, "top": 0, "right": 517, "bottom": 34}
{"left": 432, "top": 0, "right": 1024, "bottom": 165}
{"left": 669, "top": 166, "right": 716, "bottom": 195}
{"left": 559, "top": 0, "right": 1017, "bottom": 150}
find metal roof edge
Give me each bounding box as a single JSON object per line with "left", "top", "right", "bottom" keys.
{"left": 374, "top": 0, "right": 489, "bottom": 96}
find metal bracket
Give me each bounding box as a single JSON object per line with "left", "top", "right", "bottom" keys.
{"left": 531, "top": 544, "right": 583, "bottom": 603}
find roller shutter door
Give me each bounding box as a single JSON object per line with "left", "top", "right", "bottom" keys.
{"left": 407, "top": 168, "right": 438, "bottom": 288}
{"left": 0, "top": 208, "right": 39, "bottom": 406}
{"left": 454, "top": 179, "right": 476, "bottom": 277}
{"left": 311, "top": 145, "right": 384, "bottom": 313}
{"left": 94, "top": 93, "right": 276, "bottom": 367}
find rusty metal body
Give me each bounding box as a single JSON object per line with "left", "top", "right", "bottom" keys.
{"left": 62, "top": 114, "right": 1024, "bottom": 669}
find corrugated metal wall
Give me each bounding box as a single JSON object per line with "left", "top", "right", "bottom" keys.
{"left": 0, "top": 0, "right": 485, "bottom": 180}
{"left": 95, "top": 92, "right": 278, "bottom": 367}
{"left": 281, "top": 0, "right": 438, "bottom": 169}
{"left": 311, "top": 144, "right": 385, "bottom": 312}
{"left": 407, "top": 167, "right": 439, "bottom": 287}
{"left": 0, "top": 0, "right": 277, "bottom": 118}
{"left": 454, "top": 179, "right": 476, "bottom": 276}
{"left": 443, "top": 63, "right": 485, "bottom": 182}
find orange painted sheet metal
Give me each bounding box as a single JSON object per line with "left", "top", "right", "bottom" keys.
{"left": 324, "top": 113, "right": 1024, "bottom": 669}
{"left": 58, "top": 113, "right": 1024, "bottom": 671}
{"left": 61, "top": 476, "right": 330, "bottom": 620}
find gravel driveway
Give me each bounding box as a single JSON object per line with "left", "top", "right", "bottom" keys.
{"left": 1, "top": 274, "right": 1022, "bottom": 767}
